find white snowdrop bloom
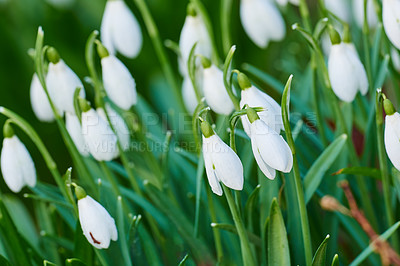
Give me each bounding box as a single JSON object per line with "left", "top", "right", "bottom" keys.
{"left": 76, "top": 187, "right": 117, "bottom": 249}
{"left": 1, "top": 125, "right": 36, "bottom": 193}
{"left": 202, "top": 59, "right": 234, "bottom": 115}
{"left": 238, "top": 72, "right": 283, "bottom": 135}
{"left": 100, "top": 49, "right": 137, "bottom": 110}
{"left": 275, "top": 0, "right": 299, "bottom": 6}
{"left": 97, "top": 105, "right": 130, "bottom": 151}
{"left": 324, "top": 0, "right": 351, "bottom": 23}
{"left": 179, "top": 4, "right": 212, "bottom": 63}
{"left": 247, "top": 109, "right": 293, "bottom": 179}
{"left": 201, "top": 121, "right": 243, "bottom": 196}
{"left": 66, "top": 112, "right": 89, "bottom": 156}
{"left": 353, "top": 0, "right": 378, "bottom": 29}
{"left": 101, "top": 0, "right": 142, "bottom": 58}
{"left": 182, "top": 75, "right": 199, "bottom": 114}
{"left": 46, "top": 48, "right": 85, "bottom": 115}
{"left": 80, "top": 100, "right": 119, "bottom": 161}
{"left": 383, "top": 0, "right": 400, "bottom": 50}
{"left": 384, "top": 100, "right": 400, "bottom": 171}
{"left": 240, "top": 0, "right": 286, "bottom": 48}
{"left": 30, "top": 73, "right": 54, "bottom": 122}
{"left": 328, "top": 42, "right": 368, "bottom": 102}
{"left": 391, "top": 47, "right": 400, "bottom": 71}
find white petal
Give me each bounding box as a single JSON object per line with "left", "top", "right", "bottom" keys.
{"left": 202, "top": 65, "right": 234, "bottom": 115}
{"left": 344, "top": 43, "right": 369, "bottom": 95}
{"left": 324, "top": 0, "right": 351, "bottom": 23}
{"left": 81, "top": 109, "right": 119, "bottom": 161}
{"left": 353, "top": 0, "right": 378, "bottom": 28}
{"left": 182, "top": 75, "right": 199, "bottom": 114}
{"left": 383, "top": 0, "right": 400, "bottom": 50}
{"left": 30, "top": 74, "right": 54, "bottom": 122}
{"left": 385, "top": 112, "right": 400, "bottom": 171}
{"left": 202, "top": 136, "right": 223, "bottom": 196}
{"left": 179, "top": 15, "right": 212, "bottom": 63}
{"left": 240, "top": 0, "right": 286, "bottom": 48}
{"left": 66, "top": 112, "right": 89, "bottom": 156}
{"left": 251, "top": 137, "right": 276, "bottom": 179}
{"left": 97, "top": 105, "right": 130, "bottom": 151}
{"left": 250, "top": 120, "right": 293, "bottom": 172}
{"left": 391, "top": 47, "right": 400, "bottom": 71}
{"left": 78, "top": 196, "right": 117, "bottom": 249}
{"left": 102, "top": 0, "right": 142, "bottom": 58}
{"left": 1, "top": 136, "right": 36, "bottom": 192}
{"left": 101, "top": 55, "right": 137, "bottom": 110}
{"left": 46, "top": 60, "right": 85, "bottom": 114}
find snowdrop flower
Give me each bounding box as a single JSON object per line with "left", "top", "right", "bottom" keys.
{"left": 46, "top": 47, "right": 85, "bottom": 115}
{"left": 1, "top": 123, "right": 36, "bottom": 193}
{"left": 246, "top": 108, "right": 292, "bottom": 179}
{"left": 353, "top": 0, "right": 378, "bottom": 29}
{"left": 66, "top": 112, "right": 89, "bottom": 156}
{"left": 240, "top": 0, "right": 286, "bottom": 48}
{"left": 383, "top": 0, "right": 400, "bottom": 50}
{"left": 75, "top": 186, "right": 117, "bottom": 249}
{"left": 384, "top": 98, "right": 400, "bottom": 171}
{"left": 101, "top": 0, "right": 142, "bottom": 58}
{"left": 30, "top": 73, "right": 54, "bottom": 122}
{"left": 80, "top": 98, "right": 119, "bottom": 161}
{"left": 327, "top": 30, "right": 368, "bottom": 102}
{"left": 238, "top": 72, "right": 283, "bottom": 136}
{"left": 391, "top": 47, "right": 400, "bottom": 71}
{"left": 201, "top": 120, "right": 243, "bottom": 196}
{"left": 97, "top": 42, "right": 137, "bottom": 110}
{"left": 201, "top": 57, "right": 234, "bottom": 115}
{"left": 182, "top": 75, "right": 199, "bottom": 114}
{"left": 275, "top": 0, "right": 299, "bottom": 6}
{"left": 179, "top": 4, "right": 212, "bottom": 63}
{"left": 324, "top": 0, "right": 351, "bottom": 23}
{"left": 97, "top": 104, "right": 130, "bottom": 151}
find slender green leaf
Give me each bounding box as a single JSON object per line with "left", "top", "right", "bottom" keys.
{"left": 331, "top": 254, "right": 339, "bottom": 266}
{"left": 332, "top": 167, "right": 382, "bottom": 180}
{"left": 312, "top": 234, "right": 330, "bottom": 266}
{"left": 65, "top": 258, "right": 87, "bottom": 266}
{"left": 211, "top": 223, "right": 262, "bottom": 247}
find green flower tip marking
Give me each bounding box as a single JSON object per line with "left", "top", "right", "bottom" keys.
{"left": 200, "top": 120, "right": 215, "bottom": 138}
{"left": 384, "top": 98, "right": 396, "bottom": 116}
{"left": 237, "top": 72, "right": 252, "bottom": 91}
{"left": 328, "top": 27, "right": 341, "bottom": 45}
{"left": 199, "top": 55, "right": 211, "bottom": 69}
{"left": 95, "top": 40, "right": 109, "bottom": 59}
{"left": 78, "top": 98, "right": 91, "bottom": 113}
{"left": 246, "top": 107, "right": 260, "bottom": 124}
{"left": 187, "top": 3, "right": 197, "bottom": 17}
{"left": 342, "top": 26, "right": 351, "bottom": 43}
{"left": 46, "top": 47, "right": 60, "bottom": 64}
{"left": 3, "top": 122, "right": 14, "bottom": 139}
{"left": 75, "top": 186, "right": 87, "bottom": 200}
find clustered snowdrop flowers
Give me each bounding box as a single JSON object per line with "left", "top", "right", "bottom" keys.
{"left": 201, "top": 120, "right": 244, "bottom": 195}
{"left": 383, "top": 0, "right": 400, "bottom": 50}
{"left": 0, "top": 123, "right": 36, "bottom": 193}
{"left": 201, "top": 57, "right": 234, "bottom": 115}
{"left": 383, "top": 98, "right": 400, "bottom": 171}
{"left": 327, "top": 29, "right": 368, "bottom": 102}
{"left": 97, "top": 42, "right": 137, "bottom": 110}
{"left": 30, "top": 73, "right": 54, "bottom": 122}
{"left": 101, "top": 0, "right": 142, "bottom": 58}
{"left": 75, "top": 186, "right": 118, "bottom": 249}
{"left": 46, "top": 47, "right": 85, "bottom": 115}
{"left": 240, "top": 0, "right": 286, "bottom": 48}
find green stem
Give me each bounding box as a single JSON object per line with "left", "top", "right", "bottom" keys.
{"left": 281, "top": 76, "right": 312, "bottom": 266}
{"left": 375, "top": 90, "right": 399, "bottom": 250}
{"left": 362, "top": 0, "right": 374, "bottom": 93}
{"left": 299, "top": 0, "right": 312, "bottom": 31}
{"left": 222, "top": 185, "right": 255, "bottom": 266}
{"left": 206, "top": 186, "right": 224, "bottom": 262}
{"left": 220, "top": 0, "right": 233, "bottom": 54}
{"left": 223, "top": 46, "right": 240, "bottom": 110}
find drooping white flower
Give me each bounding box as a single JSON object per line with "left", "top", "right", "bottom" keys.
{"left": 202, "top": 59, "right": 234, "bottom": 115}
{"left": 46, "top": 48, "right": 85, "bottom": 115}
{"left": 1, "top": 125, "right": 36, "bottom": 193}
{"left": 247, "top": 109, "right": 293, "bottom": 179}
{"left": 179, "top": 4, "right": 212, "bottom": 64}
{"left": 384, "top": 99, "right": 400, "bottom": 171}
{"left": 328, "top": 42, "right": 368, "bottom": 102}
{"left": 391, "top": 47, "right": 400, "bottom": 71}
{"left": 324, "top": 0, "right": 351, "bottom": 23}
{"left": 201, "top": 121, "right": 243, "bottom": 196}
{"left": 383, "top": 0, "right": 400, "bottom": 50}
{"left": 30, "top": 73, "right": 54, "bottom": 122}
{"left": 97, "top": 104, "right": 130, "bottom": 151}
{"left": 66, "top": 112, "right": 89, "bottom": 156}
{"left": 353, "top": 0, "right": 378, "bottom": 29}
{"left": 100, "top": 52, "right": 137, "bottom": 111}
{"left": 76, "top": 187, "right": 117, "bottom": 249}
{"left": 275, "top": 0, "right": 299, "bottom": 6}
{"left": 238, "top": 72, "right": 283, "bottom": 135}
{"left": 101, "top": 0, "right": 142, "bottom": 58}
{"left": 80, "top": 100, "right": 119, "bottom": 161}
{"left": 240, "top": 0, "right": 286, "bottom": 48}
{"left": 182, "top": 75, "right": 199, "bottom": 114}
